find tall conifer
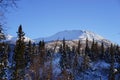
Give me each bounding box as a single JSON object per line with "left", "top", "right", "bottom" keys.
{"left": 109, "top": 44, "right": 115, "bottom": 80}
{"left": 13, "top": 25, "right": 26, "bottom": 79}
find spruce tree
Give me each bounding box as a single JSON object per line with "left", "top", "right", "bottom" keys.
{"left": 31, "top": 40, "right": 46, "bottom": 80}
{"left": 46, "top": 53, "right": 53, "bottom": 80}
{"left": 77, "top": 40, "right": 81, "bottom": 55}
{"left": 85, "top": 38, "right": 90, "bottom": 56}
{"left": 66, "top": 45, "right": 71, "bottom": 69}
{"left": 109, "top": 44, "right": 115, "bottom": 80}
{"left": 38, "top": 40, "right": 46, "bottom": 65}
{"left": 38, "top": 41, "right": 42, "bottom": 53}
{"left": 73, "top": 51, "right": 79, "bottom": 75}
{"left": 91, "top": 39, "right": 95, "bottom": 53}
{"left": 25, "top": 40, "right": 32, "bottom": 67}
{"left": 60, "top": 38, "right": 67, "bottom": 71}
{"left": 90, "top": 39, "right": 95, "bottom": 60}
{"left": 81, "top": 38, "right": 90, "bottom": 71}
{"left": 94, "top": 42, "right": 99, "bottom": 60}
{"left": 91, "top": 40, "right": 99, "bottom": 61}
{"left": 0, "top": 42, "right": 8, "bottom": 79}
{"left": 100, "top": 42, "right": 105, "bottom": 59}
{"left": 32, "top": 43, "right": 36, "bottom": 55}
{"left": 28, "top": 40, "right": 32, "bottom": 58}
{"left": 13, "top": 25, "right": 26, "bottom": 80}
{"left": 114, "top": 45, "right": 120, "bottom": 62}
{"left": 104, "top": 47, "right": 110, "bottom": 62}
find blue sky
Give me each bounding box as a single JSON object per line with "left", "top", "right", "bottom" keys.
{"left": 6, "top": 0, "right": 120, "bottom": 44}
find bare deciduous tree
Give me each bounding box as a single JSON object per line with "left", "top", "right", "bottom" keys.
{"left": 0, "top": 0, "right": 18, "bottom": 20}
{"left": 0, "top": 0, "right": 19, "bottom": 39}
{"left": 0, "top": 0, "right": 18, "bottom": 10}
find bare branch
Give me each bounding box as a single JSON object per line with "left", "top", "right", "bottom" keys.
{"left": 0, "top": 0, "right": 19, "bottom": 29}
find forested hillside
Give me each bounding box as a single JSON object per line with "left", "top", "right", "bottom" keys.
{"left": 0, "top": 25, "right": 120, "bottom": 80}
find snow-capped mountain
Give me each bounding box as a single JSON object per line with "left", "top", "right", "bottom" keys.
{"left": 4, "top": 34, "right": 34, "bottom": 44}
{"left": 4, "top": 30, "right": 112, "bottom": 46}
{"left": 34, "top": 30, "right": 111, "bottom": 44}
{"left": 34, "top": 30, "right": 112, "bottom": 51}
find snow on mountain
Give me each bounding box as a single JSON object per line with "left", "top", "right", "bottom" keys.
{"left": 5, "top": 34, "right": 14, "bottom": 40}
{"left": 4, "top": 34, "right": 34, "bottom": 44}
{"left": 34, "top": 30, "right": 111, "bottom": 44}
{"left": 79, "top": 30, "right": 104, "bottom": 41}
{"left": 3, "top": 30, "right": 112, "bottom": 45}
{"left": 24, "top": 36, "right": 34, "bottom": 42}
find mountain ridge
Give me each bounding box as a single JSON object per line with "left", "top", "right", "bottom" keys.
{"left": 4, "top": 30, "right": 112, "bottom": 45}
{"left": 34, "top": 30, "right": 111, "bottom": 44}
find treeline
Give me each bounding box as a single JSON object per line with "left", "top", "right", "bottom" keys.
{"left": 0, "top": 25, "right": 120, "bottom": 80}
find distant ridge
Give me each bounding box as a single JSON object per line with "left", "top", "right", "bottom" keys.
{"left": 34, "top": 30, "right": 111, "bottom": 45}
{"left": 3, "top": 30, "right": 112, "bottom": 45}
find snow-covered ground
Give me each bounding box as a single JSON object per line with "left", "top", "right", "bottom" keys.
{"left": 7, "top": 48, "right": 120, "bottom": 80}
{"left": 38, "top": 53, "right": 119, "bottom": 80}
{"left": 4, "top": 30, "right": 118, "bottom": 80}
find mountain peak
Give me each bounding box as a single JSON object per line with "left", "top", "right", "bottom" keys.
{"left": 79, "top": 30, "right": 104, "bottom": 41}
{"left": 34, "top": 30, "right": 105, "bottom": 42}
{"left": 4, "top": 30, "right": 112, "bottom": 46}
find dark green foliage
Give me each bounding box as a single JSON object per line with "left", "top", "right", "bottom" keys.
{"left": 32, "top": 43, "right": 37, "bottom": 55}
{"left": 60, "top": 38, "right": 67, "bottom": 70}
{"left": 108, "top": 44, "right": 115, "bottom": 80}
{"left": 0, "top": 43, "right": 8, "bottom": 79}
{"left": 38, "top": 40, "right": 42, "bottom": 53}
{"left": 0, "top": 25, "right": 119, "bottom": 79}
{"left": 73, "top": 53, "right": 79, "bottom": 75}
{"left": 17, "top": 25, "right": 25, "bottom": 40}
{"left": 81, "top": 54, "right": 90, "bottom": 71}
{"left": 28, "top": 40, "right": 32, "bottom": 56}
{"left": 81, "top": 42, "right": 90, "bottom": 71}
{"left": 99, "top": 42, "right": 105, "bottom": 59}
{"left": 66, "top": 45, "right": 72, "bottom": 69}
{"left": 59, "top": 38, "right": 74, "bottom": 70}
{"left": 59, "top": 44, "right": 62, "bottom": 53}
{"left": 80, "top": 38, "right": 90, "bottom": 71}
{"left": 90, "top": 39, "right": 99, "bottom": 61}
{"left": 91, "top": 39, "right": 95, "bottom": 53}
{"left": 77, "top": 40, "right": 81, "bottom": 54}
{"left": 104, "top": 47, "right": 110, "bottom": 62}
{"left": 114, "top": 45, "right": 120, "bottom": 63}
{"left": 94, "top": 42, "right": 99, "bottom": 60}
{"left": 30, "top": 40, "right": 46, "bottom": 80}
{"left": 38, "top": 40, "right": 46, "bottom": 65}
{"left": 90, "top": 39, "right": 95, "bottom": 60}
{"left": 13, "top": 25, "right": 26, "bottom": 79}
{"left": 25, "top": 40, "right": 32, "bottom": 67}
{"left": 85, "top": 38, "right": 90, "bottom": 56}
